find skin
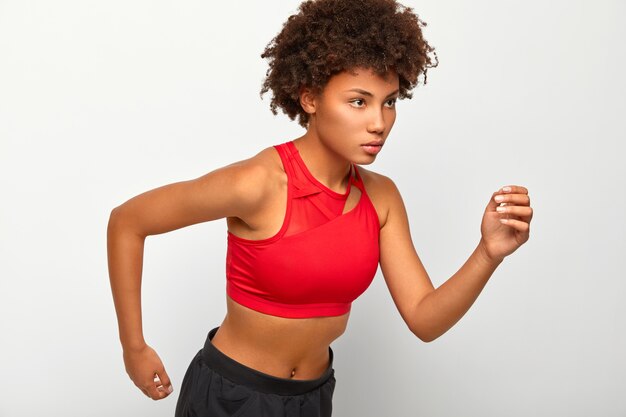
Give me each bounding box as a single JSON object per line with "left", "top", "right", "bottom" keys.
{"left": 107, "top": 67, "right": 533, "bottom": 401}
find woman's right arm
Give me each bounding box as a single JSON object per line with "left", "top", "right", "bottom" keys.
{"left": 106, "top": 154, "right": 272, "bottom": 399}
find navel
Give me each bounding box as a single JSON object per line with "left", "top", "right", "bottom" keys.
{"left": 290, "top": 368, "right": 296, "bottom": 378}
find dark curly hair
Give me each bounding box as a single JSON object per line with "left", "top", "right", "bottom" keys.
{"left": 260, "top": 0, "right": 438, "bottom": 127}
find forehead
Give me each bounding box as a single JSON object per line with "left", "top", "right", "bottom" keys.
{"left": 323, "top": 67, "right": 399, "bottom": 94}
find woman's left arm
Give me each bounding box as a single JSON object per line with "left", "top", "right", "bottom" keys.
{"left": 378, "top": 180, "right": 532, "bottom": 342}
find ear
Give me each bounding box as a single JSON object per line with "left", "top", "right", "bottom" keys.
{"left": 299, "top": 87, "right": 317, "bottom": 115}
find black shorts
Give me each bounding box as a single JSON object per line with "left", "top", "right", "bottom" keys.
{"left": 175, "top": 326, "right": 336, "bottom": 417}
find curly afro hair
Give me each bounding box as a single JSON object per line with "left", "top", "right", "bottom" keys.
{"left": 260, "top": 0, "right": 438, "bottom": 127}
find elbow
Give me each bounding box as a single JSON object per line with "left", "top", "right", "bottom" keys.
{"left": 107, "top": 206, "right": 123, "bottom": 231}
{"left": 107, "top": 206, "right": 131, "bottom": 236}
{"left": 409, "top": 292, "right": 441, "bottom": 343}
{"left": 416, "top": 333, "right": 433, "bottom": 343}
{"left": 410, "top": 323, "right": 440, "bottom": 343}
{"left": 107, "top": 206, "right": 147, "bottom": 241}
{"left": 109, "top": 203, "right": 127, "bottom": 219}
{"left": 413, "top": 330, "right": 438, "bottom": 343}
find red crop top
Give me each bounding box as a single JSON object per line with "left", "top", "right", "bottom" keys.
{"left": 225, "top": 140, "right": 380, "bottom": 318}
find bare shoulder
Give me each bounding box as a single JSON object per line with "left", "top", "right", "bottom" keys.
{"left": 212, "top": 145, "right": 285, "bottom": 214}
{"left": 225, "top": 145, "right": 282, "bottom": 187}
{"left": 356, "top": 166, "right": 403, "bottom": 229}
{"left": 109, "top": 144, "right": 286, "bottom": 237}
{"left": 236, "top": 144, "right": 281, "bottom": 167}
{"left": 356, "top": 165, "right": 396, "bottom": 190}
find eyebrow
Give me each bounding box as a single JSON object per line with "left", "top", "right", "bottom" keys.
{"left": 345, "top": 88, "right": 400, "bottom": 99}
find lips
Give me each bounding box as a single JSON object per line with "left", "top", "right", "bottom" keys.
{"left": 361, "top": 142, "right": 384, "bottom": 155}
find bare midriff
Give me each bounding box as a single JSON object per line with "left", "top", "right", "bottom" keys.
{"left": 210, "top": 295, "right": 350, "bottom": 380}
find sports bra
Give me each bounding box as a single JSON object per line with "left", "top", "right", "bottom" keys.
{"left": 225, "top": 140, "right": 380, "bottom": 318}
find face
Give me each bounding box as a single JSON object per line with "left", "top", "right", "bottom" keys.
{"left": 303, "top": 67, "right": 400, "bottom": 164}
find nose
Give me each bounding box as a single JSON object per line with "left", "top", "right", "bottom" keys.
{"left": 367, "top": 108, "right": 385, "bottom": 134}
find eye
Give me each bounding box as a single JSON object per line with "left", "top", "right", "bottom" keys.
{"left": 385, "top": 98, "right": 397, "bottom": 108}
{"left": 349, "top": 98, "right": 365, "bottom": 108}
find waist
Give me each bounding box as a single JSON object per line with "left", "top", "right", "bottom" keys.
{"left": 203, "top": 326, "right": 335, "bottom": 395}
{"left": 210, "top": 295, "right": 348, "bottom": 378}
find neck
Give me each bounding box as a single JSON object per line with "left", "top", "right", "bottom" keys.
{"left": 292, "top": 131, "right": 353, "bottom": 194}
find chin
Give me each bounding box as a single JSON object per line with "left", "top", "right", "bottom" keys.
{"left": 355, "top": 155, "right": 378, "bottom": 165}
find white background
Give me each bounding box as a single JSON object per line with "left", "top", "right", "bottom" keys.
{"left": 1, "top": 0, "right": 625, "bottom": 416}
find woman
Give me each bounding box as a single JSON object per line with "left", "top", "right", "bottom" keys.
{"left": 107, "top": 0, "right": 533, "bottom": 416}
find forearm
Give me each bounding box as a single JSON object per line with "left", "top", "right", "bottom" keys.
{"left": 107, "top": 208, "right": 148, "bottom": 351}
{"left": 412, "top": 239, "right": 502, "bottom": 342}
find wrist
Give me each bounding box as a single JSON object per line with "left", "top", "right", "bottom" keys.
{"left": 120, "top": 336, "right": 147, "bottom": 353}
{"left": 477, "top": 238, "right": 504, "bottom": 267}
